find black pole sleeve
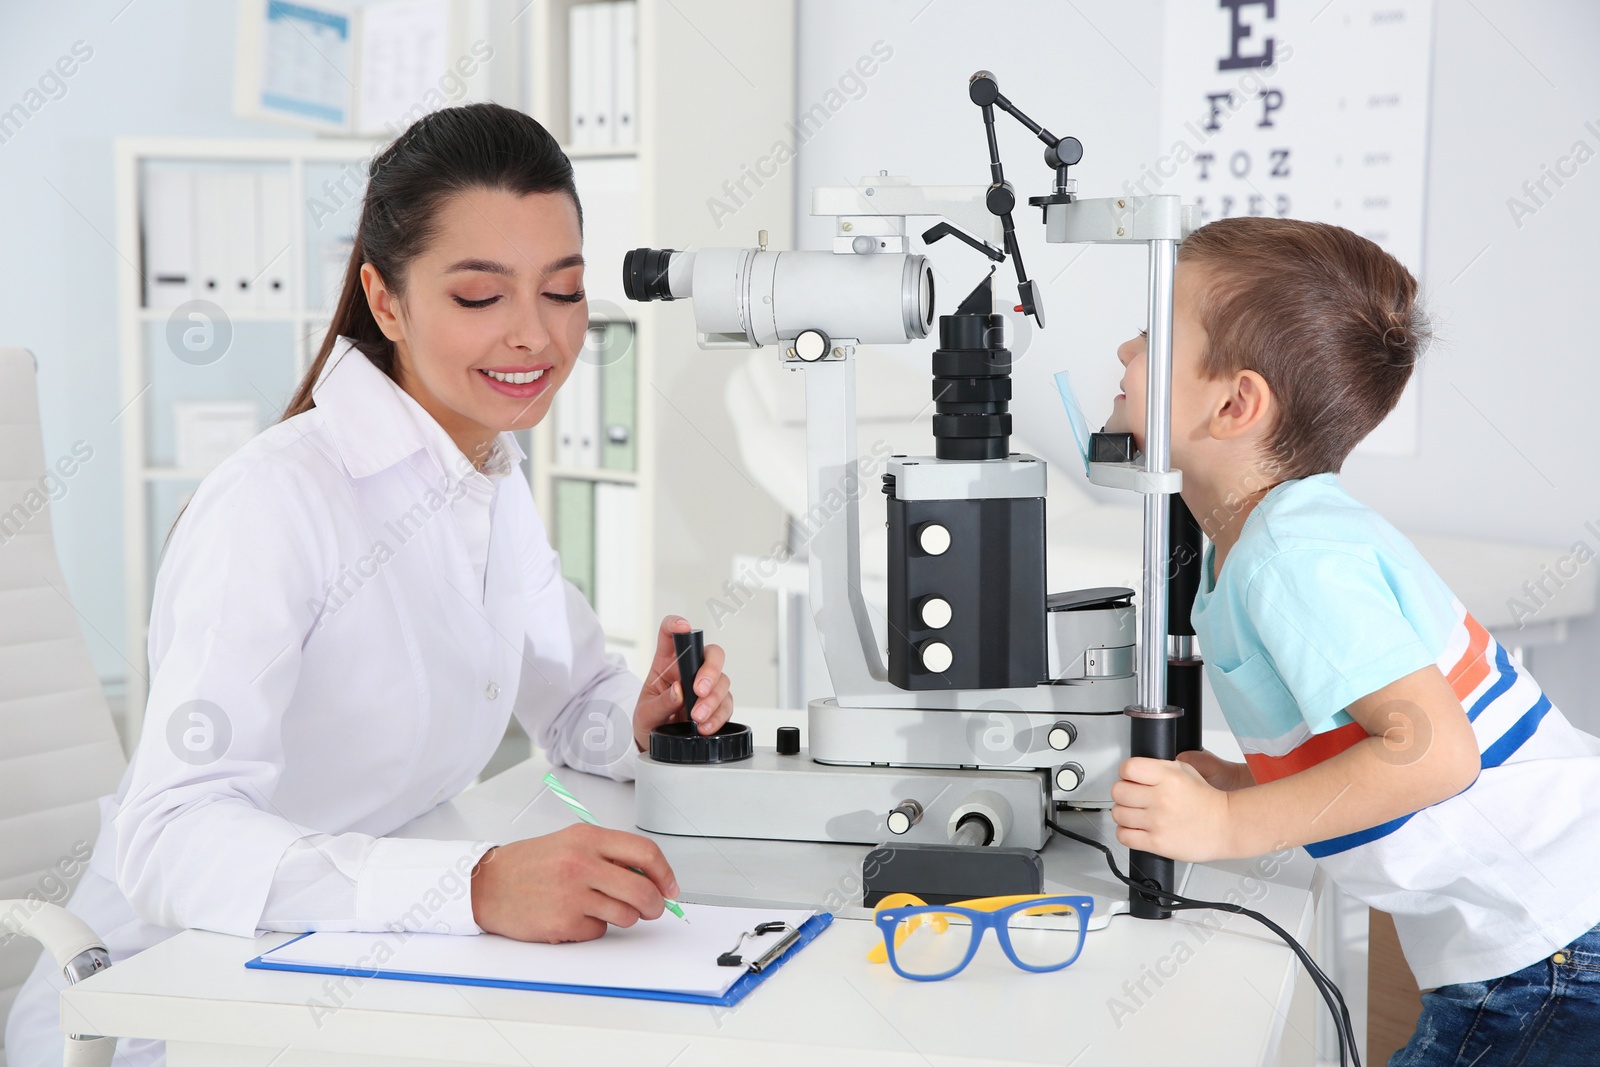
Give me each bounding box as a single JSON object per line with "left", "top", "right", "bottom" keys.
{"left": 1168, "top": 495, "right": 1204, "bottom": 754}
{"left": 1168, "top": 495, "right": 1202, "bottom": 638}
{"left": 1171, "top": 660, "right": 1204, "bottom": 756}
{"left": 1128, "top": 495, "right": 1205, "bottom": 920}
{"left": 1128, "top": 714, "right": 1176, "bottom": 920}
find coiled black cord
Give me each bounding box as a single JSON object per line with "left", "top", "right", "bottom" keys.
{"left": 1048, "top": 815, "right": 1361, "bottom": 1067}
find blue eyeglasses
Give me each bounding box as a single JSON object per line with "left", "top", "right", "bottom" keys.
{"left": 867, "top": 892, "right": 1095, "bottom": 981}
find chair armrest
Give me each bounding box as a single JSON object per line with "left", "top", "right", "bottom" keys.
{"left": 1, "top": 900, "right": 117, "bottom": 1065}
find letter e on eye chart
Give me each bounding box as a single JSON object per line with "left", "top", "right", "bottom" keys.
{"left": 1155, "top": 1, "right": 1435, "bottom": 457}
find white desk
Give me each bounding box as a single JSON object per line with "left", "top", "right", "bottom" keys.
{"left": 61, "top": 719, "right": 1328, "bottom": 1066}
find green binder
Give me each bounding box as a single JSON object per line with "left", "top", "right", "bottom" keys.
{"left": 598, "top": 322, "right": 636, "bottom": 472}
{"left": 554, "top": 478, "right": 595, "bottom": 604}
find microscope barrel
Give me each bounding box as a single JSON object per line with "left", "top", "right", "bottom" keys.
{"left": 749, "top": 250, "right": 933, "bottom": 346}
{"left": 627, "top": 246, "right": 935, "bottom": 348}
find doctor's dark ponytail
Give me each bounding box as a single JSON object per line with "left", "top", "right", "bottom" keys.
{"left": 279, "top": 102, "right": 583, "bottom": 421}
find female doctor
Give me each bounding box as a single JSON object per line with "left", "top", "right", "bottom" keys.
{"left": 7, "top": 102, "right": 734, "bottom": 1065}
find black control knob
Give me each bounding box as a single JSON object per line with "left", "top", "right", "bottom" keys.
{"left": 673, "top": 629, "right": 704, "bottom": 717}
{"left": 649, "top": 721, "right": 754, "bottom": 764}
{"left": 776, "top": 726, "right": 801, "bottom": 755}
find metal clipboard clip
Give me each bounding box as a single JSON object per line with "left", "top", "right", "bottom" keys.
{"left": 716, "top": 920, "right": 803, "bottom": 973}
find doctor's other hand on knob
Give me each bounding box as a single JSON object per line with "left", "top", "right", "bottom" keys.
{"left": 632, "top": 615, "right": 734, "bottom": 752}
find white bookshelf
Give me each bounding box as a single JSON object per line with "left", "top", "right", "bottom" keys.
{"left": 115, "top": 136, "right": 387, "bottom": 739}
{"left": 521, "top": 0, "right": 794, "bottom": 695}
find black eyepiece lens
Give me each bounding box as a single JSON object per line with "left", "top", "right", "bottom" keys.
{"left": 623, "top": 247, "right": 678, "bottom": 302}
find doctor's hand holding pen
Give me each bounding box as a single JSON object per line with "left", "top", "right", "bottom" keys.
{"left": 469, "top": 825, "right": 679, "bottom": 942}
{"left": 469, "top": 616, "right": 730, "bottom": 942}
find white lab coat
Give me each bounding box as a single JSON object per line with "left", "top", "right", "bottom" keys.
{"left": 6, "top": 338, "right": 644, "bottom": 1065}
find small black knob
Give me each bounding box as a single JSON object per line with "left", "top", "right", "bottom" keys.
{"left": 968, "top": 70, "right": 999, "bottom": 106}
{"left": 985, "top": 181, "right": 1016, "bottom": 215}
{"left": 776, "top": 726, "right": 800, "bottom": 755}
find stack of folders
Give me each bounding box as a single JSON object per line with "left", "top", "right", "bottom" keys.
{"left": 554, "top": 319, "right": 637, "bottom": 637}
{"left": 555, "top": 321, "right": 636, "bottom": 472}
{"left": 142, "top": 165, "right": 294, "bottom": 312}
{"left": 568, "top": 1, "right": 638, "bottom": 149}
{"left": 555, "top": 477, "right": 637, "bottom": 638}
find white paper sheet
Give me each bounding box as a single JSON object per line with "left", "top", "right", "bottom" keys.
{"left": 257, "top": 902, "right": 819, "bottom": 997}
{"left": 356, "top": 0, "right": 451, "bottom": 136}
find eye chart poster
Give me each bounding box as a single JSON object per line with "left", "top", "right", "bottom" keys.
{"left": 1156, "top": 1, "right": 1437, "bottom": 457}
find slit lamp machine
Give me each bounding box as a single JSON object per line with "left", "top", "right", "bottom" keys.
{"left": 623, "top": 72, "right": 1205, "bottom": 919}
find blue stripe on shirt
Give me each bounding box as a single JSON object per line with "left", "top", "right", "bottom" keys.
{"left": 1305, "top": 811, "right": 1417, "bottom": 858}
{"left": 1481, "top": 693, "right": 1553, "bottom": 768}
{"left": 1467, "top": 642, "right": 1516, "bottom": 721}
{"left": 1304, "top": 683, "right": 1553, "bottom": 859}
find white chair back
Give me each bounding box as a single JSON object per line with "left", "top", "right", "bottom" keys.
{"left": 0, "top": 348, "right": 127, "bottom": 1053}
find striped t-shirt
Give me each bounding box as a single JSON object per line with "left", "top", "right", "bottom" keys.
{"left": 1191, "top": 473, "right": 1600, "bottom": 989}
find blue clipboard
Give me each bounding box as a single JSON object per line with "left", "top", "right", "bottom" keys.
{"left": 246, "top": 911, "right": 833, "bottom": 1008}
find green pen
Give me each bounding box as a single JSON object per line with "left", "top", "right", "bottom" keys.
{"left": 541, "top": 771, "right": 688, "bottom": 921}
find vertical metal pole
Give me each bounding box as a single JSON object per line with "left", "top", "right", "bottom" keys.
{"left": 1140, "top": 238, "right": 1175, "bottom": 712}
{"left": 1127, "top": 237, "right": 1180, "bottom": 920}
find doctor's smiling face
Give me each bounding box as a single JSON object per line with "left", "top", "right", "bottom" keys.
{"left": 361, "top": 185, "right": 587, "bottom": 468}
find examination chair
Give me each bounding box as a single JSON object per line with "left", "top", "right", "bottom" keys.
{"left": 0, "top": 347, "right": 127, "bottom": 1066}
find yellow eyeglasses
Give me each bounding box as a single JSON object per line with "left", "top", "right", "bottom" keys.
{"left": 867, "top": 892, "right": 1094, "bottom": 981}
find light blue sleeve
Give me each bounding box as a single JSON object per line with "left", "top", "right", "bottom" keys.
{"left": 1244, "top": 548, "right": 1437, "bottom": 732}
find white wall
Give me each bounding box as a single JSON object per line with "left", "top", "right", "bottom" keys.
{"left": 7, "top": 0, "right": 1599, "bottom": 730}
{"left": 0, "top": 0, "right": 305, "bottom": 690}
{"left": 794, "top": 0, "right": 1600, "bottom": 732}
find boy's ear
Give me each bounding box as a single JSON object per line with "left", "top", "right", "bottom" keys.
{"left": 1210, "top": 369, "right": 1274, "bottom": 442}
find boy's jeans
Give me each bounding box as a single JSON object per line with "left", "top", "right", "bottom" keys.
{"left": 1390, "top": 921, "right": 1600, "bottom": 1066}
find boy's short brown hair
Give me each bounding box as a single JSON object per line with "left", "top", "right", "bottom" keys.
{"left": 1178, "top": 216, "right": 1430, "bottom": 478}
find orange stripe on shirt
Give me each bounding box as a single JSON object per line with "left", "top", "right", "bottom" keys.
{"left": 1445, "top": 613, "right": 1491, "bottom": 701}
{"left": 1244, "top": 720, "right": 1370, "bottom": 784}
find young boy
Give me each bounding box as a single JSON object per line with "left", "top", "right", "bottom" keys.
{"left": 1103, "top": 215, "right": 1600, "bottom": 1064}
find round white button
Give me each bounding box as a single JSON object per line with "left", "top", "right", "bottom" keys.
{"left": 887, "top": 810, "right": 912, "bottom": 835}
{"left": 919, "top": 523, "right": 951, "bottom": 555}
{"left": 485, "top": 682, "right": 500, "bottom": 700}
{"left": 921, "top": 641, "right": 953, "bottom": 673}
{"left": 1055, "top": 764, "right": 1084, "bottom": 791}
{"left": 794, "top": 329, "right": 830, "bottom": 362}
{"left": 920, "top": 597, "right": 952, "bottom": 629}
{"left": 1047, "top": 722, "right": 1076, "bottom": 751}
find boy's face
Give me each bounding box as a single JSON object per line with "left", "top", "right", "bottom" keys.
{"left": 1104, "top": 260, "right": 1216, "bottom": 468}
